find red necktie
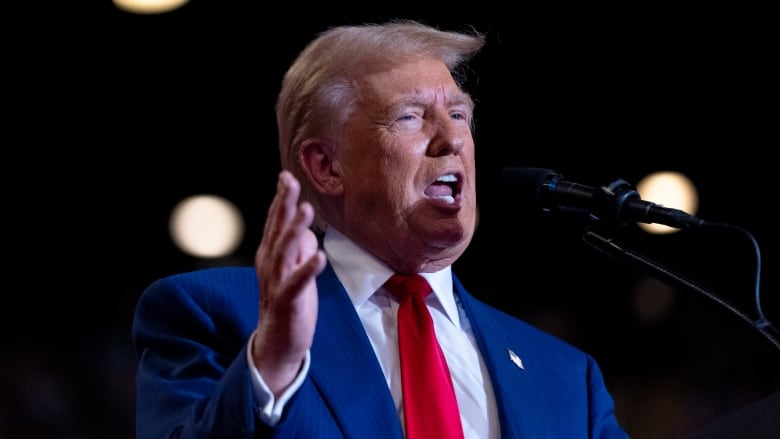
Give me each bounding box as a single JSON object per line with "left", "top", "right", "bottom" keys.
{"left": 384, "top": 274, "right": 464, "bottom": 439}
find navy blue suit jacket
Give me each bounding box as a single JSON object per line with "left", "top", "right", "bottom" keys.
{"left": 133, "top": 263, "right": 629, "bottom": 438}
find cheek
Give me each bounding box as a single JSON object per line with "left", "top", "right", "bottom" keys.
{"left": 377, "top": 171, "right": 412, "bottom": 206}
{"left": 347, "top": 168, "right": 400, "bottom": 207}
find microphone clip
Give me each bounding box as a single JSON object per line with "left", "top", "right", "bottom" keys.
{"left": 590, "top": 178, "right": 642, "bottom": 229}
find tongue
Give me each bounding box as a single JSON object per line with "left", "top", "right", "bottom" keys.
{"left": 424, "top": 182, "right": 453, "bottom": 198}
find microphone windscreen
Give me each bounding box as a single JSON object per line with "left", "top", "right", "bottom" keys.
{"left": 497, "top": 167, "right": 557, "bottom": 205}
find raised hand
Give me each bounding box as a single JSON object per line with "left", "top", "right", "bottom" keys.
{"left": 251, "top": 170, "right": 327, "bottom": 396}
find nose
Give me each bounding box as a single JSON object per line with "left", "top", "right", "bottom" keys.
{"left": 427, "top": 114, "right": 467, "bottom": 157}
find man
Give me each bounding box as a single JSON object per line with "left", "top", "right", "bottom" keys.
{"left": 133, "top": 20, "right": 630, "bottom": 438}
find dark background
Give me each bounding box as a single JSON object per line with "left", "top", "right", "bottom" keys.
{"left": 14, "top": 2, "right": 778, "bottom": 438}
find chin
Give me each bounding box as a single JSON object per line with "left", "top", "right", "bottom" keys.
{"left": 427, "top": 222, "right": 473, "bottom": 250}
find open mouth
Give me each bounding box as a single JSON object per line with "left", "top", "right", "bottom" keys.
{"left": 424, "top": 173, "right": 462, "bottom": 204}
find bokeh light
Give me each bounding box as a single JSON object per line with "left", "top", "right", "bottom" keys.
{"left": 635, "top": 171, "right": 699, "bottom": 234}
{"left": 113, "top": 0, "right": 190, "bottom": 15}
{"left": 169, "top": 195, "right": 244, "bottom": 258}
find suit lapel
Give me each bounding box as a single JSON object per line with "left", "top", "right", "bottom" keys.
{"left": 309, "top": 264, "right": 404, "bottom": 438}
{"left": 453, "top": 276, "right": 548, "bottom": 438}
{"left": 307, "top": 267, "right": 548, "bottom": 438}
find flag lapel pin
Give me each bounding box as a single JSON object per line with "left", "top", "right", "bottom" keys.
{"left": 507, "top": 348, "right": 524, "bottom": 370}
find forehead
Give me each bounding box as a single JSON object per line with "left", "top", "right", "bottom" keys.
{"left": 355, "top": 57, "right": 467, "bottom": 105}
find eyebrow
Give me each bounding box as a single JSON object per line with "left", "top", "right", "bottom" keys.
{"left": 387, "top": 90, "right": 475, "bottom": 115}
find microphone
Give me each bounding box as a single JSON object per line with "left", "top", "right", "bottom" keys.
{"left": 499, "top": 167, "right": 706, "bottom": 229}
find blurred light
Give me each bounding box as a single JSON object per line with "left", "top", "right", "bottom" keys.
{"left": 113, "top": 0, "right": 190, "bottom": 15}
{"left": 169, "top": 195, "right": 244, "bottom": 258}
{"left": 632, "top": 274, "right": 676, "bottom": 325}
{"left": 635, "top": 171, "right": 699, "bottom": 235}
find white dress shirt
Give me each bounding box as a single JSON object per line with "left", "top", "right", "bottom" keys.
{"left": 248, "top": 227, "right": 499, "bottom": 438}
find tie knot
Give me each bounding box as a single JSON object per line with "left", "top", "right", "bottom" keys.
{"left": 384, "top": 274, "right": 431, "bottom": 301}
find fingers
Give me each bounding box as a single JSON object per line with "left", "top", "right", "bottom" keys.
{"left": 256, "top": 170, "right": 323, "bottom": 282}
{"left": 282, "top": 245, "right": 327, "bottom": 298}
{"left": 262, "top": 170, "right": 301, "bottom": 245}
{"left": 252, "top": 170, "right": 324, "bottom": 393}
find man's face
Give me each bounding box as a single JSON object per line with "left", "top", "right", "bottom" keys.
{"left": 336, "top": 57, "right": 477, "bottom": 273}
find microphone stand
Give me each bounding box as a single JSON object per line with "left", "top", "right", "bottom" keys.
{"left": 579, "top": 179, "right": 780, "bottom": 351}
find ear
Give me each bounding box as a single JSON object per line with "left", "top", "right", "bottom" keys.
{"left": 299, "top": 138, "right": 344, "bottom": 196}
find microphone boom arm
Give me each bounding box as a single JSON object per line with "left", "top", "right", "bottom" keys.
{"left": 581, "top": 225, "right": 780, "bottom": 351}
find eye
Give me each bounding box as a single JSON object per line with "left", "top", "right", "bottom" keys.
{"left": 450, "top": 110, "right": 472, "bottom": 126}
{"left": 449, "top": 105, "right": 473, "bottom": 124}
{"left": 394, "top": 113, "right": 424, "bottom": 131}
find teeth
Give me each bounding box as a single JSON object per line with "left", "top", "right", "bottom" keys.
{"left": 433, "top": 174, "right": 457, "bottom": 204}
{"left": 433, "top": 195, "right": 455, "bottom": 204}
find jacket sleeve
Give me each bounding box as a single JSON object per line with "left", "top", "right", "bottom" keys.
{"left": 132, "top": 273, "right": 264, "bottom": 438}
{"left": 587, "top": 354, "right": 631, "bottom": 439}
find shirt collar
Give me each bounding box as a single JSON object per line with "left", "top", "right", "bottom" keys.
{"left": 323, "top": 227, "right": 461, "bottom": 328}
